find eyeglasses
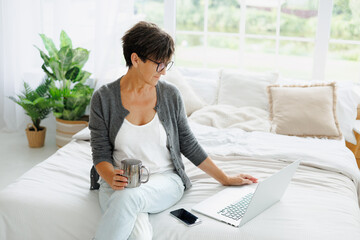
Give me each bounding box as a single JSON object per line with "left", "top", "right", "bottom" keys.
{"left": 140, "top": 55, "right": 174, "bottom": 72}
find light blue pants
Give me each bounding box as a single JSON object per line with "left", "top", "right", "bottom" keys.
{"left": 95, "top": 171, "right": 185, "bottom": 240}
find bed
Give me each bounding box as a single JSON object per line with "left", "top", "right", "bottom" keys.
{"left": 1, "top": 67, "right": 360, "bottom": 240}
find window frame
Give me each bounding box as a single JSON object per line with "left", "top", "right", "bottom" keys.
{"left": 164, "top": 0, "right": 360, "bottom": 82}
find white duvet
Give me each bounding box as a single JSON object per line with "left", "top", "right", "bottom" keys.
{"left": 152, "top": 122, "right": 360, "bottom": 240}
{"left": 0, "top": 121, "right": 360, "bottom": 240}
{"left": 189, "top": 105, "right": 271, "bottom": 132}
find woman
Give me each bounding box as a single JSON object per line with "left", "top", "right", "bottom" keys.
{"left": 89, "top": 21, "right": 257, "bottom": 240}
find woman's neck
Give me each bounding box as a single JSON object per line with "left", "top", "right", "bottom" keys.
{"left": 120, "top": 68, "right": 153, "bottom": 95}
{"left": 120, "top": 68, "right": 155, "bottom": 96}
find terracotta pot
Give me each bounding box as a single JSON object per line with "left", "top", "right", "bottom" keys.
{"left": 55, "top": 118, "right": 88, "bottom": 148}
{"left": 25, "top": 124, "right": 46, "bottom": 148}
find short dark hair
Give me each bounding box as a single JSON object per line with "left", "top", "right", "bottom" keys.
{"left": 122, "top": 21, "right": 175, "bottom": 68}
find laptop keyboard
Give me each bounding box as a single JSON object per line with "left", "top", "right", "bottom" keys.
{"left": 217, "top": 192, "right": 254, "bottom": 221}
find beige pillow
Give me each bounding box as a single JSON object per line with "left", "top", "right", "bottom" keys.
{"left": 267, "top": 83, "right": 342, "bottom": 139}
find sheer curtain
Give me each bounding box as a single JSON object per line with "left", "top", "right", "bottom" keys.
{"left": 0, "top": 0, "right": 43, "bottom": 132}
{"left": 0, "top": 0, "right": 136, "bottom": 132}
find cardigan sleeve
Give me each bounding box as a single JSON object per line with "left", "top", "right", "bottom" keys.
{"left": 89, "top": 89, "right": 114, "bottom": 166}
{"left": 175, "top": 89, "right": 208, "bottom": 166}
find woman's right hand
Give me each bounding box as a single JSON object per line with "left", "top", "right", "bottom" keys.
{"left": 110, "top": 169, "right": 128, "bottom": 190}
{"left": 95, "top": 162, "right": 128, "bottom": 190}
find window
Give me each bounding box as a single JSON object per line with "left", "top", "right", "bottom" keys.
{"left": 176, "top": 0, "right": 206, "bottom": 67}
{"left": 325, "top": 0, "right": 360, "bottom": 82}
{"left": 133, "top": 0, "right": 359, "bottom": 82}
{"left": 277, "top": 0, "right": 318, "bottom": 80}
{"left": 134, "top": 0, "right": 164, "bottom": 27}
{"left": 176, "top": 0, "right": 242, "bottom": 68}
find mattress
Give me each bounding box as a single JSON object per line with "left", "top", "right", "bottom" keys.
{"left": 0, "top": 121, "right": 360, "bottom": 240}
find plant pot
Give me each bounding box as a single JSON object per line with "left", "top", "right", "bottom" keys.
{"left": 55, "top": 117, "right": 88, "bottom": 148}
{"left": 25, "top": 124, "right": 46, "bottom": 148}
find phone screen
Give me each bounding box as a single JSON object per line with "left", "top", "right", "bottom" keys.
{"left": 170, "top": 208, "right": 201, "bottom": 226}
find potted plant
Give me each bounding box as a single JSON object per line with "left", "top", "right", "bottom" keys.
{"left": 9, "top": 78, "right": 52, "bottom": 148}
{"left": 35, "top": 30, "right": 94, "bottom": 147}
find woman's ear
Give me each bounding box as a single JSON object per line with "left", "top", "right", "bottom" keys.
{"left": 131, "top": 53, "right": 140, "bottom": 68}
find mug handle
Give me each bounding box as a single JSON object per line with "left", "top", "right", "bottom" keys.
{"left": 140, "top": 166, "right": 150, "bottom": 183}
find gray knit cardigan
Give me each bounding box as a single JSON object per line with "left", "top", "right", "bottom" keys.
{"left": 89, "top": 78, "right": 208, "bottom": 190}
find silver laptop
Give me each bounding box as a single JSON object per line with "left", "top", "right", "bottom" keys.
{"left": 192, "top": 160, "right": 300, "bottom": 227}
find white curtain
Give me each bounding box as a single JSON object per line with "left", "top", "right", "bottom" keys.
{"left": 0, "top": 0, "right": 135, "bottom": 131}
{"left": 0, "top": 0, "right": 4, "bottom": 129}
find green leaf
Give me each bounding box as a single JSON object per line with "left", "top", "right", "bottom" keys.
{"left": 49, "top": 59, "right": 63, "bottom": 80}
{"left": 53, "top": 111, "right": 63, "bottom": 119}
{"left": 33, "top": 97, "right": 45, "bottom": 105}
{"left": 53, "top": 100, "right": 64, "bottom": 108}
{"left": 8, "top": 96, "right": 18, "bottom": 104}
{"left": 58, "top": 46, "right": 73, "bottom": 71}
{"left": 8, "top": 80, "right": 52, "bottom": 125}
{"left": 76, "top": 71, "right": 91, "bottom": 83}
{"left": 62, "top": 109, "right": 76, "bottom": 120}
{"left": 48, "top": 85, "right": 61, "bottom": 100}
{"left": 35, "top": 78, "right": 51, "bottom": 97}
{"left": 60, "top": 30, "right": 72, "bottom": 49}
{"left": 39, "top": 34, "right": 58, "bottom": 59}
{"left": 73, "top": 105, "right": 87, "bottom": 119}
{"left": 23, "top": 82, "right": 33, "bottom": 95}
{"left": 41, "top": 64, "right": 56, "bottom": 80}
{"left": 65, "top": 67, "right": 80, "bottom": 81}
{"left": 63, "top": 79, "right": 72, "bottom": 92}
{"left": 22, "top": 99, "right": 35, "bottom": 105}
{"left": 34, "top": 46, "right": 50, "bottom": 67}
{"left": 72, "top": 48, "right": 89, "bottom": 68}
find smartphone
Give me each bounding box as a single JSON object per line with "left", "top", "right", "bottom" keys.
{"left": 170, "top": 208, "right": 201, "bottom": 226}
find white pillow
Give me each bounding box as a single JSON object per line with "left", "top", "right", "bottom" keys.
{"left": 336, "top": 82, "right": 359, "bottom": 144}
{"left": 177, "top": 67, "right": 220, "bottom": 80}
{"left": 218, "top": 69, "right": 278, "bottom": 110}
{"left": 177, "top": 67, "right": 221, "bottom": 105}
{"left": 184, "top": 76, "right": 219, "bottom": 105}
{"left": 72, "top": 126, "right": 91, "bottom": 140}
{"left": 162, "top": 68, "right": 207, "bottom": 116}
{"left": 278, "top": 77, "right": 359, "bottom": 144}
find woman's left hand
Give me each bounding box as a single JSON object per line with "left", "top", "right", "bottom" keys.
{"left": 223, "top": 174, "right": 258, "bottom": 186}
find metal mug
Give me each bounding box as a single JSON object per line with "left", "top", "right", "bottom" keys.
{"left": 120, "top": 159, "right": 150, "bottom": 188}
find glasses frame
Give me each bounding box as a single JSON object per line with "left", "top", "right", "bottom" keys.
{"left": 138, "top": 54, "right": 174, "bottom": 72}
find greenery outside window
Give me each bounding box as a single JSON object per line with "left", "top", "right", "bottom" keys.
{"left": 134, "top": 0, "right": 359, "bottom": 82}
{"left": 325, "top": 0, "right": 360, "bottom": 82}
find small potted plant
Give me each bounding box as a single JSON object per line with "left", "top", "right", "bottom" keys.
{"left": 35, "top": 30, "right": 94, "bottom": 147}
{"left": 9, "top": 78, "right": 52, "bottom": 148}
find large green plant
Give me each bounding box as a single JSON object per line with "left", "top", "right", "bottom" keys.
{"left": 35, "top": 30, "right": 94, "bottom": 121}
{"left": 9, "top": 78, "right": 52, "bottom": 130}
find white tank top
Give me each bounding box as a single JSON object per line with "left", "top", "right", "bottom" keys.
{"left": 113, "top": 113, "right": 174, "bottom": 174}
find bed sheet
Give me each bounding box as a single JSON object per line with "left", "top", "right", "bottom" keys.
{"left": 0, "top": 122, "right": 359, "bottom": 240}
{"left": 0, "top": 140, "right": 100, "bottom": 240}
{"left": 189, "top": 121, "right": 360, "bottom": 196}
{"left": 149, "top": 122, "right": 360, "bottom": 239}
{"left": 151, "top": 156, "right": 360, "bottom": 240}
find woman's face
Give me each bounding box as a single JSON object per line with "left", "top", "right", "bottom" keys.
{"left": 136, "top": 54, "right": 168, "bottom": 87}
